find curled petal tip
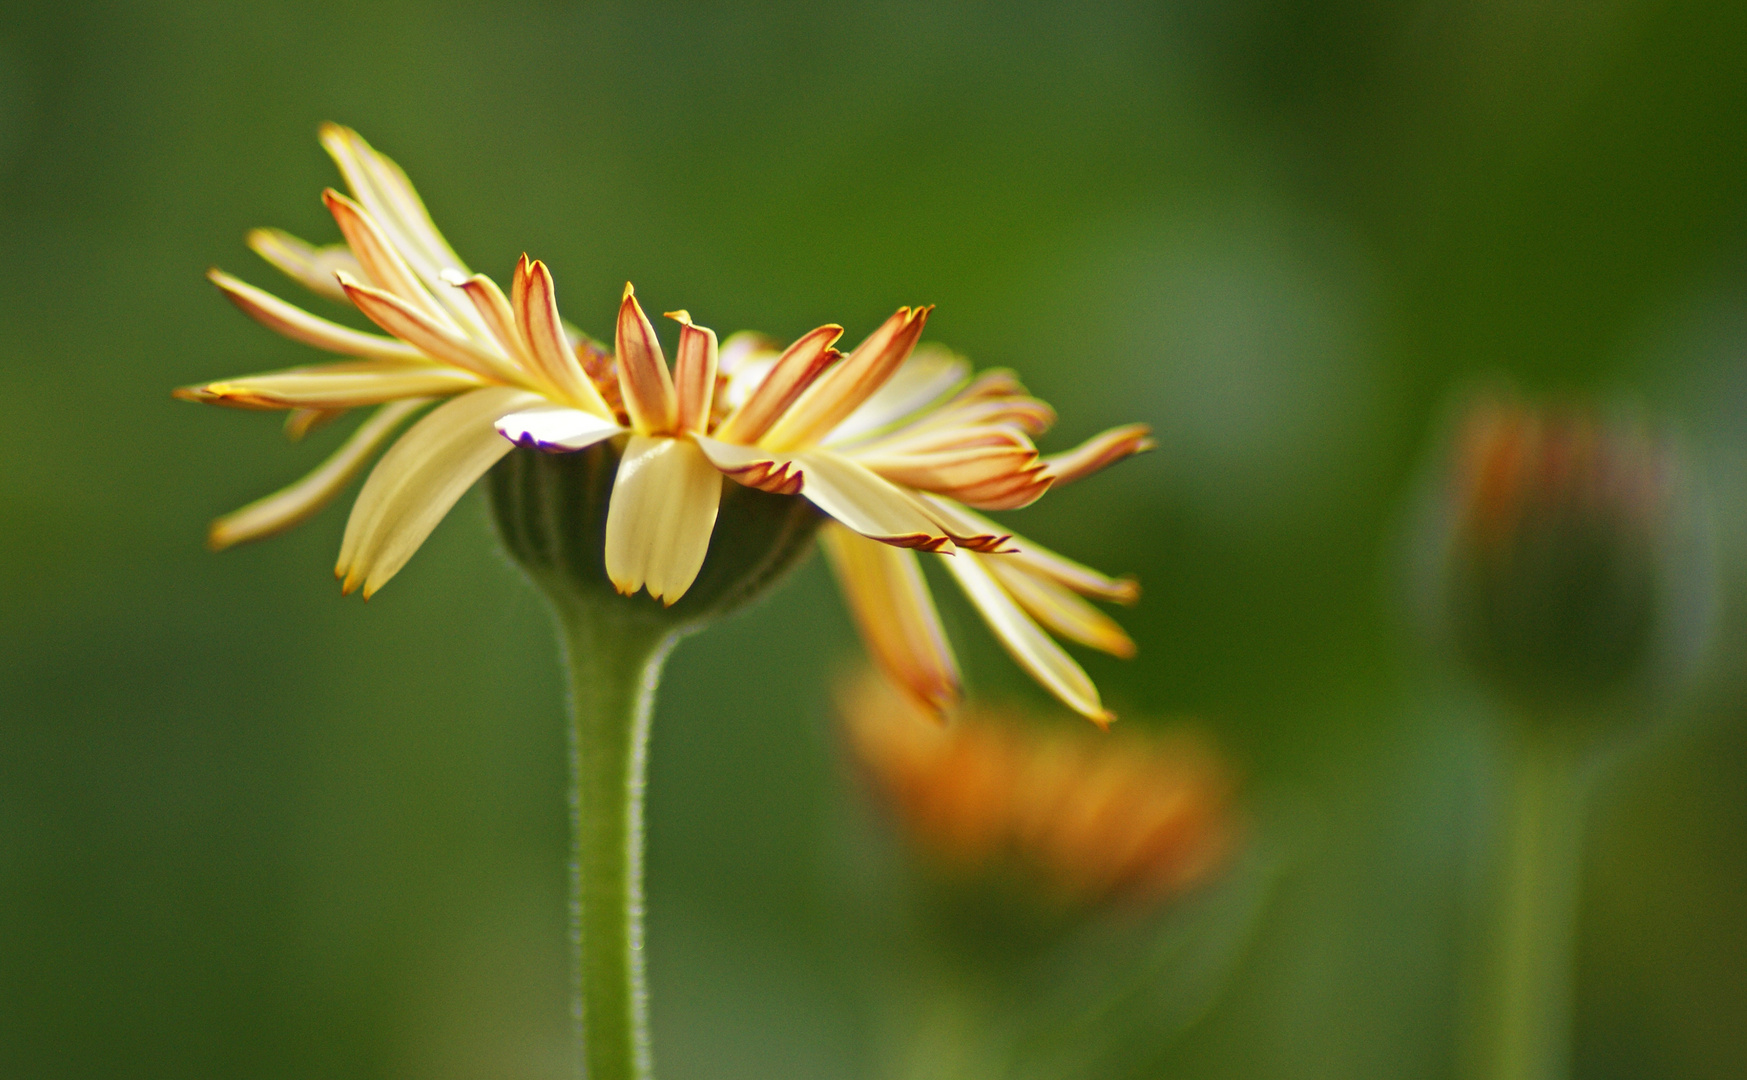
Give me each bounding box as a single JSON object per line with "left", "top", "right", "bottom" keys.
{"left": 664, "top": 309, "right": 692, "bottom": 325}
{"left": 622, "top": 281, "right": 635, "bottom": 301}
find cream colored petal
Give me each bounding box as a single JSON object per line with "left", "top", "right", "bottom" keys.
{"left": 713, "top": 324, "right": 843, "bottom": 445}
{"left": 209, "top": 270, "right": 425, "bottom": 362}
{"left": 942, "top": 552, "right": 1113, "bottom": 725}
{"left": 820, "top": 522, "right": 960, "bottom": 715}
{"left": 982, "top": 555, "right": 1137, "bottom": 658}
{"left": 614, "top": 285, "right": 678, "bottom": 435}
{"left": 337, "top": 386, "right": 542, "bottom": 597}
{"left": 603, "top": 435, "right": 723, "bottom": 604}
{"left": 920, "top": 496, "right": 1139, "bottom": 603}
{"left": 284, "top": 407, "right": 345, "bottom": 441}
{"left": 448, "top": 271, "right": 533, "bottom": 368}
{"left": 336, "top": 272, "right": 522, "bottom": 385}
{"left": 209, "top": 399, "right": 428, "bottom": 551}
{"left": 322, "top": 189, "right": 451, "bottom": 325}
{"left": 761, "top": 305, "right": 932, "bottom": 452}
{"left": 1041, "top": 423, "right": 1157, "bottom": 486}
{"left": 822, "top": 343, "right": 970, "bottom": 446}
{"left": 692, "top": 435, "right": 805, "bottom": 494}
{"left": 494, "top": 405, "right": 624, "bottom": 452}
{"left": 317, "top": 124, "right": 491, "bottom": 339}
{"left": 856, "top": 445, "right": 1049, "bottom": 509}
{"left": 247, "top": 228, "right": 360, "bottom": 302}
{"left": 175, "top": 361, "right": 484, "bottom": 410}
{"left": 518, "top": 260, "right": 615, "bottom": 419}
{"left": 667, "top": 312, "right": 719, "bottom": 434}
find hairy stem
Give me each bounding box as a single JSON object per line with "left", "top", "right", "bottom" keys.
{"left": 557, "top": 605, "right": 678, "bottom": 1080}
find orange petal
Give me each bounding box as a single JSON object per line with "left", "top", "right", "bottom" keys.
{"left": 1042, "top": 423, "right": 1156, "bottom": 485}
{"left": 614, "top": 284, "right": 678, "bottom": 435}
{"left": 760, "top": 306, "right": 932, "bottom": 451}
{"left": 209, "top": 270, "right": 425, "bottom": 362}
{"left": 667, "top": 310, "right": 719, "bottom": 434}
{"left": 713, "top": 324, "right": 843, "bottom": 444}
{"left": 337, "top": 272, "right": 520, "bottom": 385}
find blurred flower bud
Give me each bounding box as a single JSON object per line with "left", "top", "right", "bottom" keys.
{"left": 1421, "top": 391, "right": 1712, "bottom": 723}
{"left": 838, "top": 670, "right": 1238, "bottom": 912}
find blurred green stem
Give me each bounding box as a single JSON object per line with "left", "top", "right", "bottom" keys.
{"left": 1468, "top": 729, "right": 1587, "bottom": 1080}
{"left": 556, "top": 604, "right": 677, "bottom": 1080}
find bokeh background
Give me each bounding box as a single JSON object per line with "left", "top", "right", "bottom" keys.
{"left": 4, "top": 2, "right": 1747, "bottom": 1077}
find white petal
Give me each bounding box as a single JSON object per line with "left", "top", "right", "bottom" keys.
{"left": 495, "top": 406, "right": 625, "bottom": 452}
{"left": 337, "top": 386, "right": 542, "bottom": 596}
{"left": 941, "top": 551, "right": 1113, "bottom": 725}
{"left": 604, "top": 436, "right": 723, "bottom": 604}
{"left": 208, "top": 399, "right": 428, "bottom": 550}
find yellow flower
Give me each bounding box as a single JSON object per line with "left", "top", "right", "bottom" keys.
{"left": 178, "top": 125, "right": 1153, "bottom": 722}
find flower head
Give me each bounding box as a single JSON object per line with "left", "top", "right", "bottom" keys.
{"left": 178, "top": 126, "right": 1152, "bottom": 721}
{"left": 1425, "top": 390, "right": 1707, "bottom": 716}
{"left": 840, "top": 669, "right": 1237, "bottom": 910}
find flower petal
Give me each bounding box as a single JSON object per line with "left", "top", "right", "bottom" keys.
{"left": 1041, "top": 423, "right": 1157, "bottom": 485}
{"left": 761, "top": 305, "right": 932, "bottom": 452}
{"left": 494, "top": 405, "right": 625, "bottom": 452}
{"left": 317, "top": 123, "right": 491, "bottom": 339}
{"left": 175, "top": 361, "right": 485, "bottom": 410}
{"left": 209, "top": 270, "right": 425, "bottom": 362}
{"left": 337, "top": 386, "right": 542, "bottom": 597}
{"left": 695, "top": 438, "right": 951, "bottom": 550}
{"left": 284, "top": 407, "right": 345, "bottom": 441}
{"left": 712, "top": 324, "right": 843, "bottom": 445}
{"left": 920, "top": 496, "right": 1139, "bottom": 602}
{"left": 823, "top": 342, "right": 970, "bottom": 446}
{"left": 208, "top": 399, "right": 429, "bottom": 551}
{"left": 981, "top": 555, "right": 1137, "bottom": 658}
{"left": 603, "top": 435, "right": 723, "bottom": 604}
{"left": 614, "top": 284, "right": 679, "bottom": 435}
{"left": 337, "top": 271, "right": 522, "bottom": 385}
{"left": 517, "top": 259, "right": 616, "bottom": 419}
{"left": 323, "top": 188, "right": 452, "bottom": 326}
{"left": 246, "top": 228, "right": 360, "bottom": 302}
{"left": 942, "top": 552, "right": 1114, "bottom": 725}
{"left": 856, "top": 445, "right": 1051, "bottom": 510}
{"left": 667, "top": 311, "right": 718, "bottom": 434}
{"left": 820, "top": 522, "right": 961, "bottom": 715}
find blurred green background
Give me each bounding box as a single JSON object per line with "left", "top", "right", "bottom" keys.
{"left": 3, "top": 1, "right": 1747, "bottom": 1077}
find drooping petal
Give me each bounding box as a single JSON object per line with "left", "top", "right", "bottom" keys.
{"left": 761, "top": 305, "right": 932, "bottom": 452}
{"left": 174, "top": 361, "right": 485, "bottom": 410}
{"left": 942, "top": 552, "right": 1114, "bottom": 726}
{"left": 1041, "top": 423, "right": 1157, "bottom": 485}
{"left": 603, "top": 435, "right": 723, "bottom": 604}
{"left": 494, "top": 405, "right": 625, "bottom": 452}
{"left": 667, "top": 311, "right": 719, "bottom": 434}
{"left": 820, "top": 522, "right": 961, "bottom": 716}
{"left": 694, "top": 439, "right": 952, "bottom": 551}
{"left": 713, "top": 325, "right": 843, "bottom": 445}
{"left": 208, "top": 399, "right": 429, "bottom": 551}
{"left": 920, "top": 496, "right": 1139, "bottom": 603}
{"left": 822, "top": 343, "right": 970, "bottom": 446}
{"left": 337, "top": 386, "right": 542, "bottom": 597}
{"left": 246, "top": 228, "right": 360, "bottom": 302}
{"left": 336, "top": 272, "right": 522, "bottom": 385}
{"left": 284, "top": 407, "right": 345, "bottom": 441}
{"left": 517, "top": 260, "right": 616, "bottom": 419}
{"left": 209, "top": 270, "right": 425, "bottom": 362}
{"left": 614, "top": 284, "right": 679, "bottom": 435}
{"left": 982, "top": 555, "right": 1137, "bottom": 658}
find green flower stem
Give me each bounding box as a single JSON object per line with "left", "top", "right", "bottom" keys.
{"left": 487, "top": 444, "right": 823, "bottom": 1080}
{"left": 1467, "top": 729, "right": 1588, "bottom": 1080}
{"left": 556, "top": 604, "right": 678, "bottom": 1080}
